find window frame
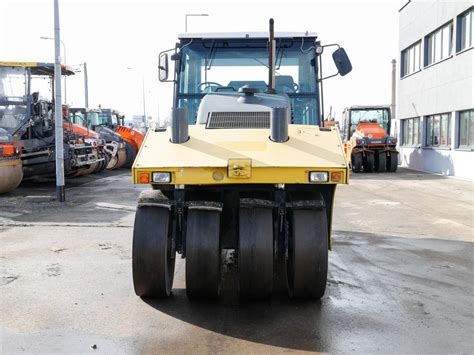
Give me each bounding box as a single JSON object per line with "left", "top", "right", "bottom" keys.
{"left": 400, "top": 41, "right": 422, "bottom": 78}
{"left": 425, "top": 113, "right": 452, "bottom": 148}
{"left": 424, "top": 21, "right": 454, "bottom": 67}
{"left": 457, "top": 7, "right": 474, "bottom": 52}
{"left": 457, "top": 109, "right": 474, "bottom": 149}
{"left": 401, "top": 117, "right": 421, "bottom": 147}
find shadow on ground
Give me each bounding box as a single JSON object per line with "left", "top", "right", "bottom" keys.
{"left": 349, "top": 167, "right": 447, "bottom": 181}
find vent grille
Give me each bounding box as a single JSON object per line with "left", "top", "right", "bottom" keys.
{"left": 206, "top": 111, "right": 270, "bottom": 129}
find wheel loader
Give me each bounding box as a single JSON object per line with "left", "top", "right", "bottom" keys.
{"left": 132, "top": 19, "right": 352, "bottom": 300}
{"left": 342, "top": 105, "right": 398, "bottom": 173}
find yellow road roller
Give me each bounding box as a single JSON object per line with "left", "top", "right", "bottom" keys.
{"left": 132, "top": 19, "right": 352, "bottom": 300}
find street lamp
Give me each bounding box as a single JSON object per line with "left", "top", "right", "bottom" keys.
{"left": 40, "top": 36, "right": 67, "bottom": 104}
{"left": 185, "top": 13, "right": 209, "bottom": 32}
{"left": 126, "top": 67, "right": 146, "bottom": 125}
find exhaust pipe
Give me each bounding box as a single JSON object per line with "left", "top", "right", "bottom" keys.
{"left": 267, "top": 18, "right": 276, "bottom": 94}
{"left": 170, "top": 107, "right": 189, "bottom": 143}
{"left": 270, "top": 107, "right": 289, "bottom": 142}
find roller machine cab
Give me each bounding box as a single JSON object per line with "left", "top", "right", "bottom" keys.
{"left": 132, "top": 19, "right": 352, "bottom": 300}
{"left": 342, "top": 106, "right": 398, "bottom": 173}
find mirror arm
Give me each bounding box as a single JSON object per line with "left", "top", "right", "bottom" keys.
{"left": 317, "top": 43, "right": 347, "bottom": 81}
{"left": 319, "top": 72, "right": 340, "bottom": 82}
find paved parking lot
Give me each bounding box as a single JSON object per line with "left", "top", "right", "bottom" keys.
{"left": 1, "top": 169, "right": 473, "bottom": 353}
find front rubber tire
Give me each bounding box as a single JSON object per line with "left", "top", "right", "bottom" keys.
{"left": 185, "top": 209, "right": 221, "bottom": 299}
{"left": 287, "top": 205, "right": 328, "bottom": 299}
{"left": 387, "top": 152, "right": 398, "bottom": 172}
{"left": 352, "top": 153, "right": 362, "bottom": 173}
{"left": 238, "top": 207, "right": 273, "bottom": 300}
{"left": 375, "top": 152, "right": 387, "bottom": 172}
{"left": 132, "top": 206, "right": 175, "bottom": 298}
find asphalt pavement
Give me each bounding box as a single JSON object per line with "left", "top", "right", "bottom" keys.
{"left": 1, "top": 169, "right": 473, "bottom": 353}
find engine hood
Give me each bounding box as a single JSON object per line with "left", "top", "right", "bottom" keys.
{"left": 196, "top": 91, "right": 290, "bottom": 126}
{"left": 354, "top": 122, "right": 386, "bottom": 139}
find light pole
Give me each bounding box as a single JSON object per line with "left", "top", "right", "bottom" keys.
{"left": 126, "top": 67, "right": 146, "bottom": 125}
{"left": 40, "top": 35, "right": 67, "bottom": 104}
{"left": 72, "top": 62, "right": 89, "bottom": 108}
{"left": 52, "top": 0, "right": 65, "bottom": 202}
{"left": 185, "top": 14, "right": 208, "bottom": 32}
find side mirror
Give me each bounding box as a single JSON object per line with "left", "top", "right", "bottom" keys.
{"left": 332, "top": 48, "right": 352, "bottom": 76}
{"left": 158, "top": 53, "right": 169, "bottom": 82}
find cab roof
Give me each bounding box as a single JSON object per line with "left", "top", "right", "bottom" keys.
{"left": 178, "top": 32, "right": 318, "bottom": 40}
{"left": 0, "top": 61, "right": 75, "bottom": 76}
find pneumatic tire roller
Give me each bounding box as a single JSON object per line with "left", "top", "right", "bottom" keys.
{"left": 131, "top": 19, "right": 352, "bottom": 300}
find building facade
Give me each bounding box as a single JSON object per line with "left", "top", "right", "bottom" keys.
{"left": 398, "top": 1, "right": 473, "bottom": 180}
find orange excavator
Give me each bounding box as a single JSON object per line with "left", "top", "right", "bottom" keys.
{"left": 342, "top": 106, "right": 398, "bottom": 173}
{"left": 0, "top": 129, "right": 22, "bottom": 194}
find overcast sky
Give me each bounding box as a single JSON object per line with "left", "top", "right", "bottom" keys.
{"left": 0, "top": 0, "right": 405, "bottom": 123}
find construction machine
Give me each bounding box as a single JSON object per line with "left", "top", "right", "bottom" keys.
{"left": 342, "top": 105, "right": 398, "bottom": 173}
{"left": 69, "top": 107, "right": 127, "bottom": 169}
{"left": 97, "top": 108, "right": 144, "bottom": 168}
{"left": 0, "top": 129, "right": 22, "bottom": 194}
{"left": 0, "top": 62, "right": 103, "bottom": 180}
{"left": 132, "top": 19, "right": 352, "bottom": 300}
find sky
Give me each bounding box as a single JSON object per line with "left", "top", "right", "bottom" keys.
{"left": 0, "top": 0, "right": 406, "bottom": 124}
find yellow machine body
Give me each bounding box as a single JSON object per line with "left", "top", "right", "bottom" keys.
{"left": 133, "top": 125, "right": 349, "bottom": 186}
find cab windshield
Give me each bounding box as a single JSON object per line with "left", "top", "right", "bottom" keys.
{"left": 350, "top": 109, "right": 390, "bottom": 133}
{"left": 177, "top": 38, "right": 319, "bottom": 124}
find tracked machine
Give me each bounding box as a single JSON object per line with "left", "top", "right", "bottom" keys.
{"left": 342, "top": 105, "right": 398, "bottom": 173}
{"left": 132, "top": 20, "right": 352, "bottom": 300}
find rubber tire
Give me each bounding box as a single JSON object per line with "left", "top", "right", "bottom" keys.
{"left": 124, "top": 141, "right": 137, "bottom": 169}
{"left": 287, "top": 206, "right": 328, "bottom": 299}
{"left": 363, "top": 153, "right": 375, "bottom": 172}
{"left": 239, "top": 207, "right": 273, "bottom": 299}
{"left": 351, "top": 154, "right": 362, "bottom": 173}
{"left": 132, "top": 206, "right": 175, "bottom": 298}
{"left": 375, "top": 152, "right": 387, "bottom": 172}
{"left": 387, "top": 152, "right": 398, "bottom": 172}
{"left": 186, "top": 209, "right": 221, "bottom": 299}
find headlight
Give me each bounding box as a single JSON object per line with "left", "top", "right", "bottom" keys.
{"left": 152, "top": 172, "right": 171, "bottom": 183}
{"left": 387, "top": 137, "right": 397, "bottom": 144}
{"left": 309, "top": 171, "right": 329, "bottom": 182}
{"left": 356, "top": 138, "right": 364, "bottom": 145}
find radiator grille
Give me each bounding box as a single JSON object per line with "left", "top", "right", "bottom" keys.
{"left": 206, "top": 111, "right": 270, "bottom": 129}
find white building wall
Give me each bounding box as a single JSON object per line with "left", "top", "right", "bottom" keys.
{"left": 398, "top": 1, "right": 473, "bottom": 180}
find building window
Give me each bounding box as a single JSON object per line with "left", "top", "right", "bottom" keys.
{"left": 457, "top": 7, "right": 473, "bottom": 52}
{"left": 425, "top": 22, "right": 453, "bottom": 66}
{"left": 401, "top": 117, "right": 420, "bottom": 146}
{"left": 426, "top": 113, "right": 451, "bottom": 147}
{"left": 458, "top": 109, "right": 474, "bottom": 148}
{"left": 401, "top": 41, "right": 421, "bottom": 77}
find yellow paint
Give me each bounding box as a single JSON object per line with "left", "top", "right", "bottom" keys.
{"left": 133, "top": 124, "right": 349, "bottom": 185}
{"left": 227, "top": 158, "right": 252, "bottom": 179}
{"left": 0, "top": 159, "right": 22, "bottom": 167}
{"left": 0, "top": 61, "right": 37, "bottom": 67}
{"left": 134, "top": 166, "right": 347, "bottom": 185}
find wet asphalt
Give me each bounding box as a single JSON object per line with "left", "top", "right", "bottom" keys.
{"left": 0, "top": 169, "right": 473, "bottom": 353}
